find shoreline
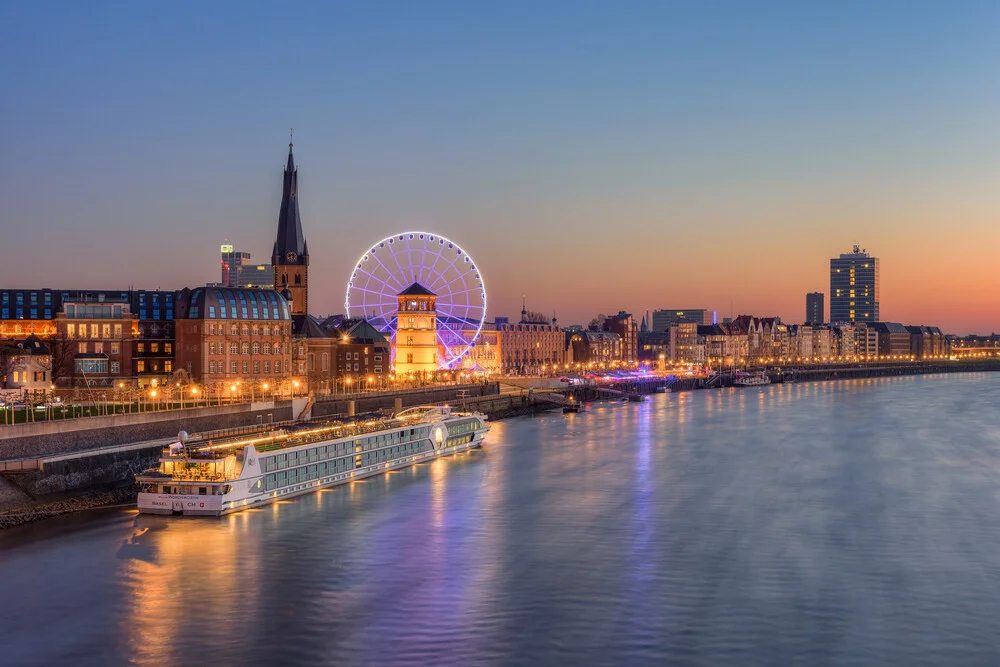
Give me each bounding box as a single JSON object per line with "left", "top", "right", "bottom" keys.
{"left": 2, "top": 366, "right": 998, "bottom": 531}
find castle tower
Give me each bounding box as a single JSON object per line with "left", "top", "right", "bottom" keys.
{"left": 394, "top": 283, "right": 438, "bottom": 376}
{"left": 272, "top": 138, "right": 309, "bottom": 316}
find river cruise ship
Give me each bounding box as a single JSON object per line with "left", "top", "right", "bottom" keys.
{"left": 136, "top": 406, "right": 489, "bottom": 516}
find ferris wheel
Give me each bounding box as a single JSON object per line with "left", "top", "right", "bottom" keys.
{"left": 344, "top": 232, "right": 487, "bottom": 368}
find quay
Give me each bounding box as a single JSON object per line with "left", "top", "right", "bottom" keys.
{"left": 3, "top": 361, "right": 1000, "bottom": 529}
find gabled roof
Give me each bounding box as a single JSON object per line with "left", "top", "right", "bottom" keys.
{"left": 330, "top": 318, "right": 389, "bottom": 345}
{"left": 875, "top": 321, "right": 909, "bottom": 334}
{"left": 399, "top": 282, "right": 436, "bottom": 297}
{"left": 292, "top": 314, "right": 330, "bottom": 338}
{"left": 5, "top": 335, "right": 50, "bottom": 356}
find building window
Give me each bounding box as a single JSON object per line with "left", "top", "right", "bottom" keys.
{"left": 137, "top": 343, "right": 145, "bottom": 353}
{"left": 110, "top": 342, "right": 120, "bottom": 354}
{"left": 241, "top": 342, "right": 249, "bottom": 354}
{"left": 231, "top": 343, "right": 238, "bottom": 354}
{"left": 165, "top": 361, "right": 172, "bottom": 372}
{"left": 252, "top": 342, "right": 260, "bottom": 355}
{"left": 94, "top": 342, "right": 103, "bottom": 354}
{"left": 137, "top": 360, "right": 146, "bottom": 373}
{"left": 111, "top": 361, "right": 120, "bottom": 374}
{"left": 232, "top": 361, "right": 238, "bottom": 374}
{"left": 78, "top": 342, "right": 87, "bottom": 354}
{"left": 407, "top": 353, "right": 413, "bottom": 364}
{"left": 406, "top": 336, "right": 414, "bottom": 345}
{"left": 67, "top": 324, "right": 76, "bottom": 338}
{"left": 253, "top": 361, "right": 260, "bottom": 374}
{"left": 265, "top": 361, "right": 271, "bottom": 373}
{"left": 210, "top": 361, "right": 216, "bottom": 374}
{"left": 75, "top": 358, "right": 108, "bottom": 374}
{"left": 353, "top": 363, "right": 359, "bottom": 371}
{"left": 308, "top": 354, "right": 315, "bottom": 371}
{"left": 242, "top": 361, "right": 249, "bottom": 373}
{"left": 322, "top": 353, "right": 329, "bottom": 371}
{"left": 103, "top": 324, "right": 111, "bottom": 338}
{"left": 151, "top": 343, "right": 159, "bottom": 353}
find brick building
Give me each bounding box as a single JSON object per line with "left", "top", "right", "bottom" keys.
{"left": 173, "top": 287, "right": 293, "bottom": 392}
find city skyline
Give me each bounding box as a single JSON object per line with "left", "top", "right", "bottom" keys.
{"left": 2, "top": 2, "right": 998, "bottom": 334}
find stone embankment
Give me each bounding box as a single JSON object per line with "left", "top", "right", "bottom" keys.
{"left": 0, "top": 485, "right": 134, "bottom": 530}
{"left": 0, "top": 383, "right": 501, "bottom": 530}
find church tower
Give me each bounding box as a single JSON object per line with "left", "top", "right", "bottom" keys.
{"left": 272, "top": 136, "right": 309, "bottom": 316}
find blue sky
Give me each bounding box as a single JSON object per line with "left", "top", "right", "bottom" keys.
{"left": 1, "top": 1, "right": 998, "bottom": 332}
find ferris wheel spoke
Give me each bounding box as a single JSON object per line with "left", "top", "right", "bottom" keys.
{"left": 368, "top": 252, "right": 408, "bottom": 293}
{"left": 386, "top": 245, "right": 412, "bottom": 290}
{"left": 436, "top": 310, "right": 484, "bottom": 331}
{"left": 423, "top": 251, "right": 465, "bottom": 294}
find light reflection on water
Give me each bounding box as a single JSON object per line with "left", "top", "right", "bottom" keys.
{"left": 1, "top": 373, "right": 1000, "bottom": 666}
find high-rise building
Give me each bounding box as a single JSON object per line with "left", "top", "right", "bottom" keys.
{"left": 830, "top": 246, "right": 879, "bottom": 323}
{"left": 651, "top": 309, "right": 714, "bottom": 332}
{"left": 220, "top": 245, "right": 273, "bottom": 289}
{"left": 271, "top": 140, "right": 309, "bottom": 316}
{"left": 805, "top": 292, "right": 825, "bottom": 324}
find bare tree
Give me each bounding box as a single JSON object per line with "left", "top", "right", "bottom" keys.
{"left": 523, "top": 310, "right": 550, "bottom": 324}
{"left": 47, "top": 331, "right": 77, "bottom": 387}
{"left": 588, "top": 313, "right": 607, "bottom": 330}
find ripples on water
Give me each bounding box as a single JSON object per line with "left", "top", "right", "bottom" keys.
{"left": 2, "top": 374, "right": 1000, "bottom": 666}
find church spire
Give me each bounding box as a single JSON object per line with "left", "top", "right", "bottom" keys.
{"left": 272, "top": 135, "right": 309, "bottom": 317}
{"left": 272, "top": 133, "right": 307, "bottom": 267}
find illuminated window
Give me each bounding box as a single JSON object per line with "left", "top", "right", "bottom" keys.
{"left": 114, "top": 324, "right": 122, "bottom": 338}
{"left": 151, "top": 343, "right": 159, "bottom": 353}
{"left": 78, "top": 342, "right": 87, "bottom": 354}
{"left": 137, "top": 360, "right": 145, "bottom": 372}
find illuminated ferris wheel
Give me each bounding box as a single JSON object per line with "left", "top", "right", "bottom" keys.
{"left": 344, "top": 232, "right": 487, "bottom": 368}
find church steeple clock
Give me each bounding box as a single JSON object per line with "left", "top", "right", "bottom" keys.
{"left": 272, "top": 132, "right": 309, "bottom": 316}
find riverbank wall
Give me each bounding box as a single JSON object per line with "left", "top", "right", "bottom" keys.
{"left": 0, "top": 383, "right": 500, "bottom": 527}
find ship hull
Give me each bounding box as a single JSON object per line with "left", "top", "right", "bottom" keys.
{"left": 137, "top": 427, "right": 486, "bottom": 517}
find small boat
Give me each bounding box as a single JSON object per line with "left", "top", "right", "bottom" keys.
{"left": 733, "top": 371, "right": 771, "bottom": 387}
{"left": 562, "top": 403, "right": 583, "bottom": 413}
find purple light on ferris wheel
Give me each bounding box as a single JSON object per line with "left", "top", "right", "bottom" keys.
{"left": 344, "top": 232, "right": 487, "bottom": 368}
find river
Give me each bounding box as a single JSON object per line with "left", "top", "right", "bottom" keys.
{"left": 2, "top": 373, "right": 1000, "bottom": 666}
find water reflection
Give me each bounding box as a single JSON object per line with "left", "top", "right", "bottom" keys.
{"left": 3, "top": 374, "right": 1000, "bottom": 666}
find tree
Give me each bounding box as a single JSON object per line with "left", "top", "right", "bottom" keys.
{"left": 588, "top": 314, "right": 607, "bottom": 330}
{"left": 522, "top": 310, "right": 550, "bottom": 324}
{"left": 47, "top": 331, "right": 77, "bottom": 386}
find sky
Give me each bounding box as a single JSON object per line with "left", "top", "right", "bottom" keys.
{"left": 1, "top": 1, "right": 998, "bottom": 334}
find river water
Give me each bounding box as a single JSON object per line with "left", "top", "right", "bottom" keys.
{"left": 2, "top": 373, "right": 1000, "bottom": 666}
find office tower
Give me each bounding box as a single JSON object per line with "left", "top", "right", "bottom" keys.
{"left": 830, "top": 246, "right": 879, "bottom": 323}
{"left": 805, "top": 292, "right": 825, "bottom": 324}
